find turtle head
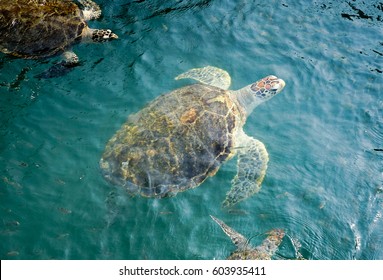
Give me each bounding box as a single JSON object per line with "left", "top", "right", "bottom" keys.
{"left": 250, "top": 75, "right": 285, "bottom": 101}
{"left": 234, "top": 75, "right": 285, "bottom": 116}
{"left": 91, "top": 29, "right": 119, "bottom": 42}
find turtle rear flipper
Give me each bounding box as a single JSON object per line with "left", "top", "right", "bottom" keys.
{"left": 223, "top": 131, "right": 269, "bottom": 207}
{"left": 35, "top": 51, "right": 80, "bottom": 79}
{"left": 175, "top": 65, "right": 231, "bottom": 90}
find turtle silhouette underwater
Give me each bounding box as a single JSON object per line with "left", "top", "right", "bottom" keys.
{"left": 100, "top": 66, "right": 285, "bottom": 207}
{"left": 210, "top": 215, "right": 285, "bottom": 260}
{"left": 0, "top": 0, "right": 118, "bottom": 77}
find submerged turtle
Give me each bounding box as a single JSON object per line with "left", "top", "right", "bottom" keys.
{"left": 100, "top": 66, "right": 285, "bottom": 207}
{"left": 0, "top": 0, "right": 118, "bottom": 76}
{"left": 210, "top": 215, "right": 285, "bottom": 260}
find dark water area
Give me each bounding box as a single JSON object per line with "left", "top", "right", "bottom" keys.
{"left": 0, "top": 0, "right": 382, "bottom": 260}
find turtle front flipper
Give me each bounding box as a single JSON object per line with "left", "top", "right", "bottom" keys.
{"left": 175, "top": 65, "right": 231, "bottom": 90}
{"left": 62, "top": 51, "right": 80, "bottom": 66}
{"left": 223, "top": 131, "right": 269, "bottom": 207}
{"left": 210, "top": 215, "right": 249, "bottom": 251}
{"left": 79, "top": 0, "right": 102, "bottom": 20}
{"left": 35, "top": 51, "right": 80, "bottom": 79}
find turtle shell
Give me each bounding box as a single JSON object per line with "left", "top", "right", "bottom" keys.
{"left": 100, "top": 84, "right": 244, "bottom": 198}
{"left": 0, "top": 0, "right": 86, "bottom": 59}
{"left": 227, "top": 250, "right": 272, "bottom": 260}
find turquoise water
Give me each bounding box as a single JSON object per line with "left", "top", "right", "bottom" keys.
{"left": 1, "top": 0, "right": 382, "bottom": 260}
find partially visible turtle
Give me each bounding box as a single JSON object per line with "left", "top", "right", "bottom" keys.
{"left": 0, "top": 0, "right": 118, "bottom": 77}
{"left": 100, "top": 66, "right": 285, "bottom": 207}
{"left": 210, "top": 215, "right": 285, "bottom": 260}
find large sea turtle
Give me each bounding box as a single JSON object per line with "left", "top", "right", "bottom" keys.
{"left": 0, "top": 0, "right": 118, "bottom": 76}
{"left": 210, "top": 215, "right": 285, "bottom": 260}
{"left": 100, "top": 66, "right": 285, "bottom": 207}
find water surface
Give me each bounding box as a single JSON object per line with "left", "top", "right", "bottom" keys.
{"left": 1, "top": 0, "right": 382, "bottom": 259}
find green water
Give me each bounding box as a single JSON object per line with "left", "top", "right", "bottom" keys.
{"left": 1, "top": 0, "right": 382, "bottom": 260}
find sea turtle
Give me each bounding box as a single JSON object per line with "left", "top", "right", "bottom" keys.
{"left": 100, "top": 66, "right": 285, "bottom": 207}
{"left": 210, "top": 215, "right": 285, "bottom": 260}
{"left": 0, "top": 0, "right": 118, "bottom": 76}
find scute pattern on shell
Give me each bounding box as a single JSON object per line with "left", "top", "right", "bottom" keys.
{"left": 0, "top": 0, "right": 85, "bottom": 58}
{"left": 100, "top": 84, "right": 243, "bottom": 198}
{"left": 228, "top": 250, "right": 270, "bottom": 260}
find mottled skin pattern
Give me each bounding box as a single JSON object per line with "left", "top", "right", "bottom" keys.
{"left": 0, "top": 0, "right": 85, "bottom": 59}
{"left": 100, "top": 84, "right": 245, "bottom": 197}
